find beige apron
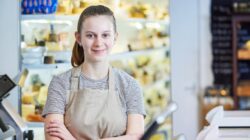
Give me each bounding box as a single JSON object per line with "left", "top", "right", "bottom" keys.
{"left": 64, "top": 66, "right": 127, "bottom": 140}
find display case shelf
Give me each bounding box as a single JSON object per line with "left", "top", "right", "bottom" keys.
{"left": 21, "top": 47, "right": 169, "bottom": 69}
{"left": 21, "top": 14, "right": 80, "bottom": 21}
{"left": 22, "top": 63, "right": 71, "bottom": 69}
{"left": 22, "top": 14, "right": 169, "bottom": 24}
{"left": 125, "top": 17, "right": 170, "bottom": 25}
{"left": 110, "top": 46, "right": 169, "bottom": 60}
{"left": 44, "top": 47, "right": 169, "bottom": 59}
{"left": 238, "top": 58, "right": 250, "bottom": 60}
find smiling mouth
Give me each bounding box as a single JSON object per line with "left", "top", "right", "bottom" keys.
{"left": 92, "top": 49, "right": 106, "bottom": 54}
{"left": 92, "top": 49, "right": 105, "bottom": 52}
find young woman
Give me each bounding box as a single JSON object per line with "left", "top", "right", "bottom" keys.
{"left": 42, "top": 5, "right": 146, "bottom": 140}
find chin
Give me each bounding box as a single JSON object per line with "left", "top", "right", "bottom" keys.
{"left": 91, "top": 56, "right": 108, "bottom": 62}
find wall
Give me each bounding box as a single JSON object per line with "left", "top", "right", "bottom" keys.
{"left": 170, "top": 0, "right": 200, "bottom": 139}
{"left": 0, "top": 0, "right": 20, "bottom": 110}
{"left": 170, "top": 0, "right": 213, "bottom": 139}
{"left": 199, "top": 0, "right": 213, "bottom": 93}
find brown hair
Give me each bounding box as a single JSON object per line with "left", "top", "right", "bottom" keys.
{"left": 71, "top": 5, "right": 117, "bottom": 67}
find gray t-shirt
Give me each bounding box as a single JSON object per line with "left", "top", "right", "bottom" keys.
{"left": 42, "top": 68, "right": 146, "bottom": 117}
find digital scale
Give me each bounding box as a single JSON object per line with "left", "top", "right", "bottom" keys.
{"left": 0, "top": 71, "right": 33, "bottom": 140}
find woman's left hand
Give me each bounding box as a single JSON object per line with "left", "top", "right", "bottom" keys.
{"left": 46, "top": 120, "right": 76, "bottom": 140}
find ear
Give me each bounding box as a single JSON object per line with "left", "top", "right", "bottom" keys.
{"left": 114, "top": 32, "right": 118, "bottom": 42}
{"left": 75, "top": 32, "right": 81, "bottom": 46}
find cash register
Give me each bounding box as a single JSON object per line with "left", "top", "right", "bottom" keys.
{"left": 0, "top": 72, "right": 33, "bottom": 140}
{"left": 197, "top": 106, "right": 250, "bottom": 140}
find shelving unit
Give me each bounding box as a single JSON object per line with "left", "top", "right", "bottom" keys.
{"left": 232, "top": 15, "right": 250, "bottom": 109}
{"left": 209, "top": 0, "right": 250, "bottom": 113}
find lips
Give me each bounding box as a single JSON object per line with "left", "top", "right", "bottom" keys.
{"left": 91, "top": 49, "right": 106, "bottom": 55}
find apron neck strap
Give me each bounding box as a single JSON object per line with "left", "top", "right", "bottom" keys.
{"left": 108, "top": 67, "right": 115, "bottom": 93}
{"left": 71, "top": 66, "right": 82, "bottom": 90}
{"left": 71, "top": 65, "right": 115, "bottom": 91}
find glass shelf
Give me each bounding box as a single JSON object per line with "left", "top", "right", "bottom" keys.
{"left": 125, "top": 17, "right": 170, "bottom": 25}
{"left": 21, "top": 14, "right": 169, "bottom": 24}
{"left": 22, "top": 63, "right": 71, "bottom": 69}
{"left": 21, "top": 14, "right": 80, "bottom": 21}
{"left": 21, "top": 47, "right": 169, "bottom": 69}
{"left": 109, "top": 46, "right": 169, "bottom": 60}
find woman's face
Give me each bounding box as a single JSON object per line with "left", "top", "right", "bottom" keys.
{"left": 76, "top": 15, "right": 117, "bottom": 63}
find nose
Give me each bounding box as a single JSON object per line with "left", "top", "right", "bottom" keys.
{"left": 94, "top": 36, "right": 103, "bottom": 47}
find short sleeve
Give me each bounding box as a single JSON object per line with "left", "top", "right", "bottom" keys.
{"left": 125, "top": 79, "right": 146, "bottom": 117}
{"left": 42, "top": 76, "right": 66, "bottom": 117}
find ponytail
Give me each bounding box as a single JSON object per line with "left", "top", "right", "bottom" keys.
{"left": 71, "top": 42, "right": 84, "bottom": 67}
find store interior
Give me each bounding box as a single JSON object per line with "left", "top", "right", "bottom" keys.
{"left": 1, "top": 0, "right": 250, "bottom": 140}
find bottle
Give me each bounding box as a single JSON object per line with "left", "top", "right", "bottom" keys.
{"left": 46, "top": 24, "right": 62, "bottom": 51}
{"left": 48, "top": 24, "right": 57, "bottom": 42}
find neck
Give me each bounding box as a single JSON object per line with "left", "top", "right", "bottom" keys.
{"left": 81, "top": 61, "right": 109, "bottom": 80}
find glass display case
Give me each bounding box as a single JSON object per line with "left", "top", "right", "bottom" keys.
{"left": 20, "top": 0, "right": 171, "bottom": 139}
